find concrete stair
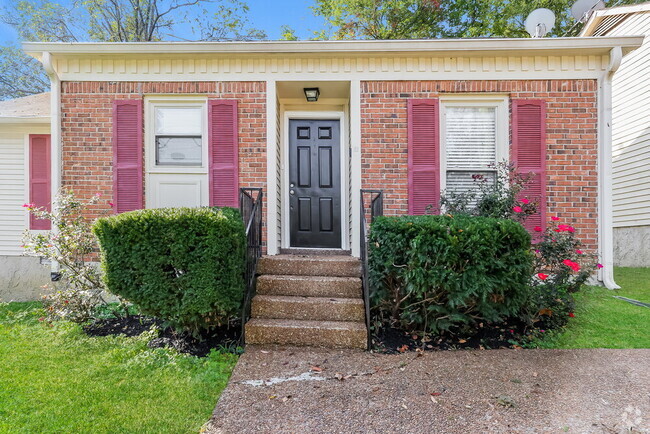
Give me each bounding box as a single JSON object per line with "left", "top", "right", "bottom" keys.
{"left": 245, "top": 254, "right": 367, "bottom": 349}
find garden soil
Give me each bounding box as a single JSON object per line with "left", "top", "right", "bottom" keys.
{"left": 206, "top": 347, "right": 650, "bottom": 433}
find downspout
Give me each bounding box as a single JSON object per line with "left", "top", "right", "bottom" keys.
{"left": 597, "top": 46, "right": 622, "bottom": 289}
{"left": 42, "top": 52, "right": 62, "bottom": 281}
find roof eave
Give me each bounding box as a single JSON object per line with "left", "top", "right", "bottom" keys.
{"left": 23, "top": 36, "right": 644, "bottom": 58}
{"left": 0, "top": 116, "right": 51, "bottom": 124}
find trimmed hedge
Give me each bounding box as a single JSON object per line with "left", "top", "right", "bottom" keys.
{"left": 369, "top": 215, "right": 533, "bottom": 334}
{"left": 93, "top": 207, "right": 245, "bottom": 333}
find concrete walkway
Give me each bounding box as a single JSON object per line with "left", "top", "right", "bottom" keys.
{"left": 206, "top": 347, "right": 650, "bottom": 433}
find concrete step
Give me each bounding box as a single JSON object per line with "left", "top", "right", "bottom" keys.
{"left": 279, "top": 248, "right": 352, "bottom": 256}
{"left": 257, "top": 255, "right": 361, "bottom": 277}
{"left": 245, "top": 318, "right": 367, "bottom": 349}
{"left": 256, "top": 275, "right": 362, "bottom": 298}
{"left": 251, "top": 295, "right": 365, "bottom": 322}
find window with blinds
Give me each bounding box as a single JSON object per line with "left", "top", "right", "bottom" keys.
{"left": 444, "top": 106, "right": 497, "bottom": 199}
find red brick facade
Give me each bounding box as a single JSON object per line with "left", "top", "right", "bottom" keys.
{"left": 60, "top": 79, "right": 598, "bottom": 252}
{"left": 60, "top": 81, "right": 267, "bottom": 224}
{"left": 360, "top": 80, "right": 598, "bottom": 250}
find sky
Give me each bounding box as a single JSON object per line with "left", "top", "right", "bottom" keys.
{"left": 0, "top": 0, "right": 327, "bottom": 43}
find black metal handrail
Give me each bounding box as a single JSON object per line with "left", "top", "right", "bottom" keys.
{"left": 360, "top": 189, "right": 383, "bottom": 350}
{"left": 239, "top": 187, "right": 263, "bottom": 345}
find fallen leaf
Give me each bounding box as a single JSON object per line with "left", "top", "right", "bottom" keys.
{"left": 401, "top": 404, "right": 408, "bottom": 410}
{"left": 334, "top": 372, "right": 344, "bottom": 381}
{"left": 458, "top": 339, "right": 467, "bottom": 344}
{"left": 430, "top": 392, "right": 442, "bottom": 396}
{"left": 430, "top": 396, "right": 438, "bottom": 404}
{"left": 496, "top": 395, "right": 516, "bottom": 408}
{"left": 310, "top": 366, "right": 323, "bottom": 372}
{"left": 397, "top": 344, "right": 409, "bottom": 353}
{"left": 538, "top": 308, "right": 553, "bottom": 317}
{"left": 260, "top": 350, "right": 270, "bottom": 354}
{"left": 268, "top": 395, "right": 277, "bottom": 400}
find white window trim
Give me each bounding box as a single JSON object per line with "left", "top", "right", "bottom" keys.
{"left": 144, "top": 96, "right": 209, "bottom": 176}
{"left": 439, "top": 95, "right": 509, "bottom": 193}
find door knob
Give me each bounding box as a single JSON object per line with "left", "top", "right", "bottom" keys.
{"left": 290, "top": 189, "right": 295, "bottom": 195}
{"left": 290, "top": 183, "right": 295, "bottom": 188}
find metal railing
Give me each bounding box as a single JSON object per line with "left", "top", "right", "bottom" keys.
{"left": 360, "top": 189, "right": 383, "bottom": 350}
{"left": 239, "top": 187, "right": 263, "bottom": 345}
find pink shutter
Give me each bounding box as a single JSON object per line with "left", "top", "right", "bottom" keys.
{"left": 29, "top": 134, "right": 51, "bottom": 230}
{"left": 512, "top": 99, "right": 547, "bottom": 236}
{"left": 112, "top": 100, "right": 143, "bottom": 213}
{"left": 408, "top": 99, "right": 440, "bottom": 215}
{"left": 208, "top": 100, "right": 239, "bottom": 207}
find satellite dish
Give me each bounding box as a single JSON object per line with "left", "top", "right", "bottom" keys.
{"left": 525, "top": 8, "right": 556, "bottom": 38}
{"left": 571, "top": 0, "right": 606, "bottom": 22}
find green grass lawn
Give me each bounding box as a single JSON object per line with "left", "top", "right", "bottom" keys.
{"left": 537, "top": 267, "right": 650, "bottom": 349}
{"left": 0, "top": 302, "right": 238, "bottom": 433}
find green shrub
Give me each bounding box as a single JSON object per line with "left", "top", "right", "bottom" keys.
{"left": 369, "top": 215, "right": 533, "bottom": 335}
{"left": 93, "top": 207, "right": 245, "bottom": 333}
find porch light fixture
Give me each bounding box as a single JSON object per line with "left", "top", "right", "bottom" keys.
{"left": 303, "top": 87, "right": 320, "bottom": 102}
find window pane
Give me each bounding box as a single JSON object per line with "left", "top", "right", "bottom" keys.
{"left": 446, "top": 170, "right": 495, "bottom": 206}
{"left": 155, "top": 107, "right": 202, "bottom": 135}
{"left": 446, "top": 106, "right": 496, "bottom": 169}
{"left": 156, "top": 136, "right": 202, "bottom": 165}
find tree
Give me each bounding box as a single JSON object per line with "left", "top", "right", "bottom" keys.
{"left": 0, "top": 0, "right": 266, "bottom": 100}
{"left": 312, "top": 0, "right": 649, "bottom": 40}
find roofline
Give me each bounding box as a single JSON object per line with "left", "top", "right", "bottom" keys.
{"left": 23, "top": 37, "right": 644, "bottom": 57}
{"left": 0, "top": 116, "right": 50, "bottom": 124}
{"left": 580, "top": 2, "right": 650, "bottom": 36}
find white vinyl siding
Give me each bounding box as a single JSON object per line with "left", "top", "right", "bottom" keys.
{"left": 0, "top": 133, "right": 27, "bottom": 255}
{"left": 603, "top": 11, "right": 650, "bottom": 227}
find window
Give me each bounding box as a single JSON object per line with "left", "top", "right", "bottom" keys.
{"left": 154, "top": 107, "right": 202, "bottom": 166}
{"left": 441, "top": 98, "right": 508, "bottom": 200}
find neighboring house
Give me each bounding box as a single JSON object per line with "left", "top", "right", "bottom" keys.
{"left": 581, "top": 3, "right": 650, "bottom": 267}
{"left": 0, "top": 93, "right": 52, "bottom": 301}
{"left": 1, "top": 36, "right": 637, "bottom": 299}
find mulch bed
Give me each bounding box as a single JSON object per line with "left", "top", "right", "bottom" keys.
{"left": 84, "top": 315, "right": 241, "bottom": 357}
{"left": 372, "top": 318, "right": 536, "bottom": 354}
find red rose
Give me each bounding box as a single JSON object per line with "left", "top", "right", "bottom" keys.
{"left": 537, "top": 273, "right": 549, "bottom": 281}
{"left": 513, "top": 206, "right": 522, "bottom": 213}
{"left": 551, "top": 216, "right": 560, "bottom": 221}
{"left": 534, "top": 226, "right": 542, "bottom": 232}
{"left": 568, "top": 312, "right": 575, "bottom": 318}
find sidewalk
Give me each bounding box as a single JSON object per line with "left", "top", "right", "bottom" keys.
{"left": 206, "top": 347, "right": 650, "bottom": 433}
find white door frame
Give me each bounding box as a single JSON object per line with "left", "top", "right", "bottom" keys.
{"left": 281, "top": 110, "right": 349, "bottom": 250}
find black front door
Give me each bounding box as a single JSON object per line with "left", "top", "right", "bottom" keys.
{"left": 289, "top": 119, "right": 341, "bottom": 248}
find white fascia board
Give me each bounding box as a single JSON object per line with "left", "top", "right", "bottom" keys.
{"left": 0, "top": 116, "right": 50, "bottom": 124}
{"left": 23, "top": 36, "right": 644, "bottom": 58}
{"left": 580, "top": 4, "right": 650, "bottom": 36}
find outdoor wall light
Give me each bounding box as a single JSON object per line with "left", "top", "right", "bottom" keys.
{"left": 303, "top": 88, "right": 320, "bottom": 102}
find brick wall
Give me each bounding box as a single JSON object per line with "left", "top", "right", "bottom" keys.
{"left": 60, "top": 81, "right": 267, "bottom": 245}
{"left": 360, "top": 80, "right": 598, "bottom": 251}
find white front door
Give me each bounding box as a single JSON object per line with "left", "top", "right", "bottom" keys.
{"left": 145, "top": 100, "right": 209, "bottom": 209}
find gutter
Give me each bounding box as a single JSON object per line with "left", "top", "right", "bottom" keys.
{"left": 42, "top": 52, "right": 62, "bottom": 281}
{"left": 597, "top": 46, "right": 623, "bottom": 289}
